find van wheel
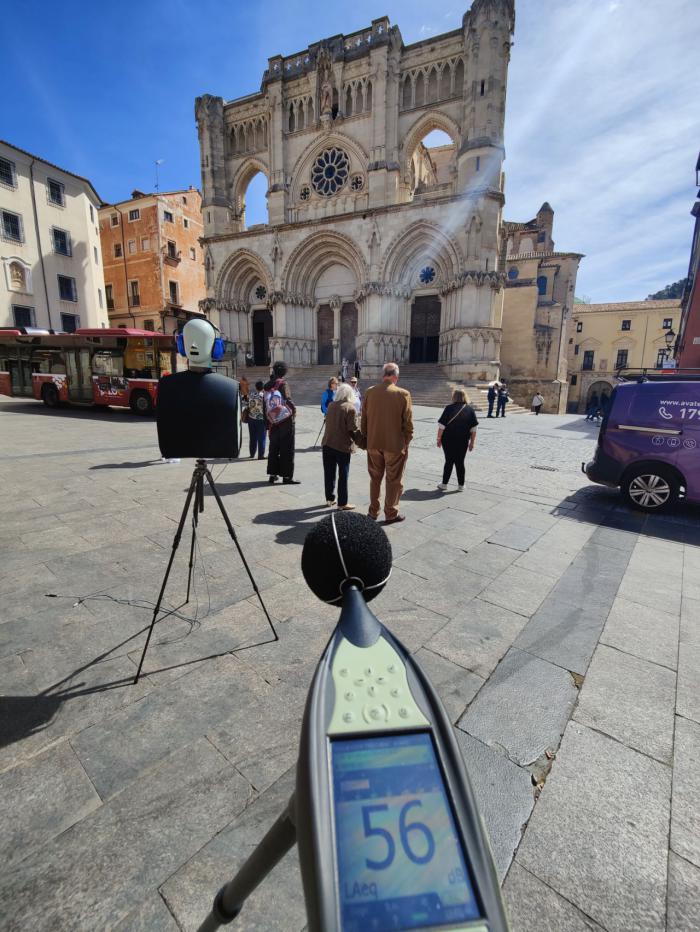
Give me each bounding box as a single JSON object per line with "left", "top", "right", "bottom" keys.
{"left": 42, "top": 384, "right": 60, "bottom": 408}
{"left": 622, "top": 465, "right": 679, "bottom": 512}
{"left": 130, "top": 391, "right": 153, "bottom": 416}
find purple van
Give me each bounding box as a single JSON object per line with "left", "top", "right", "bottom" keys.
{"left": 584, "top": 376, "right": 700, "bottom": 511}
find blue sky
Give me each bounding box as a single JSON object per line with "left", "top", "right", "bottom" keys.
{"left": 5, "top": 0, "right": 698, "bottom": 301}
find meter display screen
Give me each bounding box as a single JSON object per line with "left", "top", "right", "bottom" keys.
{"left": 331, "top": 732, "right": 481, "bottom": 930}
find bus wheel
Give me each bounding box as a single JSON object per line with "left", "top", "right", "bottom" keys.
{"left": 622, "top": 464, "right": 679, "bottom": 512}
{"left": 130, "top": 391, "right": 153, "bottom": 416}
{"left": 42, "top": 384, "right": 60, "bottom": 408}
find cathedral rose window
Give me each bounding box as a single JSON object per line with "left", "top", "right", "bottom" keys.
{"left": 300, "top": 185, "right": 311, "bottom": 201}
{"left": 350, "top": 174, "right": 365, "bottom": 191}
{"left": 311, "top": 148, "right": 350, "bottom": 197}
{"left": 419, "top": 266, "right": 436, "bottom": 284}
{"left": 255, "top": 285, "right": 267, "bottom": 300}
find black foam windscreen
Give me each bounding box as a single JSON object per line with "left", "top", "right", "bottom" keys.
{"left": 301, "top": 512, "right": 393, "bottom": 604}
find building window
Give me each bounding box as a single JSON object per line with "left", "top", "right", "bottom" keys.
{"left": 311, "top": 148, "right": 350, "bottom": 197}
{"left": 143, "top": 319, "right": 155, "bottom": 331}
{"left": 537, "top": 276, "right": 547, "bottom": 296}
{"left": 98, "top": 288, "right": 103, "bottom": 309}
{"left": 128, "top": 239, "right": 136, "bottom": 254}
{"left": 182, "top": 195, "right": 187, "bottom": 204}
{"left": 576, "top": 321, "right": 583, "bottom": 332}
{"left": 0, "top": 156, "right": 16, "bottom": 188}
{"left": 656, "top": 349, "right": 666, "bottom": 369}
{"left": 128, "top": 208, "right": 140, "bottom": 221}
{"left": 663, "top": 317, "right": 673, "bottom": 329}
{"left": 1, "top": 209, "right": 23, "bottom": 242}
{"left": 106, "top": 284, "right": 114, "bottom": 310}
{"left": 537, "top": 231, "right": 546, "bottom": 243}
{"left": 615, "top": 349, "right": 629, "bottom": 369}
{"left": 419, "top": 266, "right": 436, "bottom": 284}
{"left": 47, "top": 178, "right": 65, "bottom": 206}
{"left": 163, "top": 210, "right": 174, "bottom": 223}
{"left": 621, "top": 319, "right": 631, "bottom": 331}
{"left": 94, "top": 245, "right": 99, "bottom": 264}
{"left": 475, "top": 156, "right": 480, "bottom": 171}
{"left": 58, "top": 275, "right": 77, "bottom": 302}
{"left": 169, "top": 280, "right": 179, "bottom": 304}
{"left": 114, "top": 242, "right": 123, "bottom": 258}
{"left": 129, "top": 280, "right": 140, "bottom": 307}
{"left": 189, "top": 246, "right": 196, "bottom": 260}
{"left": 141, "top": 236, "right": 150, "bottom": 251}
{"left": 507, "top": 267, "right": 519, "bottom": 280}
{"left": 582, "top": 350, "right": 594, "bottom": 370}
{"left": 480, "top": 80, "right": 485, "bottom": 96}
{"left": 570, "top": 374, "right": 577, "bottom": 386}
{"left": 52, "top": 227, "right": 72, "bottom": 256}
{"left": 183, "top": 217, "right": 189, "bottom": 229}
{"left": 12, "top": 305, "right": 36, "bottom": 328}
{"left": 255, "top": 285, "right": 267, "bottom": 301}
{"left": 574, "top": 344, "right": 580, "bottom": 355}
{"left": 167, "top": 240, "right": 178, "bottom": 258}
{"left": 61, "top": 312, "right": 79, "bottom": 332}
{"left": 89, "top": 205, "right": 94, "bottom": 222}
{"left": 111, "top": 214, "right": 119, "bottom": 227}
{"left": 207, "top": 212, "right": 211, "bottom": 223}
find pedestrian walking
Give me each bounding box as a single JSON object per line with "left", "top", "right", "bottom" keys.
{"left": 245, "top": 380, "right": 267, "bottom": 459}
{"left": 436, "top": 388, "right": 478, "bottom": 492}
{"left": 585, "top": 393, "right": 599, "bottom": 421}
{"left": 349, "top": 376, "right": 362, "bottom": 413}
{"left": 321, "top": 383, "right": 363, "bottom": 510}
{"left": 496, "top": 382, "right": 509, "bottom": 418}
{"left": 264, "top": 361, "right": 299, "bottom": 485}
{"left": 487, "top": 381, "right": 499, "bottom": 418}
{"left": 361, "top": 362, "right": 414, "bottom": 524}
{"left": 354, "top": 358, "right": 362, "bottom": 379}
{"left": 532, "top": 390, "right": 544, "bottom": 415}
{"left": 341, "top": 358, "right": 349, "bottom": 382}
{"left": 321, "top": 377, "right": 338, "bottom": 414}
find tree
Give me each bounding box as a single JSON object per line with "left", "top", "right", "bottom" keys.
{"left": 646, "top": 278, "right": 688, "bottom": 300}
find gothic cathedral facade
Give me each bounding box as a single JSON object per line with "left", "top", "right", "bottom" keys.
{"left": 196, "top": 0, "right": 515, "bottom": 378}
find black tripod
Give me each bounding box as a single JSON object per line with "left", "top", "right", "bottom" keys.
{"left": 133, "top": 459, "right": 278, "bottom": 684}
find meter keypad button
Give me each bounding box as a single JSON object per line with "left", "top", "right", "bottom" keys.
{"left": 390, "top": 688, "right": 401, "bottom": 698}
{"left": 398, "top": 707, "right": 410, "bottom": 719}
{"left": 364, "top": 667, "right": 374, "bottom": 676}
{"left": 344, "top": 691, "right": 355, "bottom": 701}
{"left": 367, "top": 685, "right": 377, "bottom": 697}
{"left": 353, "top": 677, "right": 365, "bottom": 686}
{"left": 342, "top": 712, "right": 354, "bottom": 723}
{"left": 339, "top": 668, "right": 349, "bottom": 678}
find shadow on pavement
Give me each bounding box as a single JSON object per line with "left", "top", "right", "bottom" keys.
{"left": 0, "top": 401, "right": 146, "bottom": 421}
{"left": 402, "top": 488, "right": 445, "bottom": 502}
{"left": 90, "top": 460, "right": 161, "bottom": 470}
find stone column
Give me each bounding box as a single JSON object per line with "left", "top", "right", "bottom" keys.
{"left": 330, "top": 295, "right": 342, "bottom": 364}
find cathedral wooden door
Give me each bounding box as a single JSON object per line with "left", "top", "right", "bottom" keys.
{"left": 317, "top": 306, "right": 333, "bottom": 365}
{"left": 409, "top": 296, "right": 441, "bottom": 363}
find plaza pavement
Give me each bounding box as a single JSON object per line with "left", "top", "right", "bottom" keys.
{"left": 0, "top": 392, "right": 698, "bottom": 931}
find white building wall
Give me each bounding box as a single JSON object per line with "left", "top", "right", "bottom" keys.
{"left": 0, "top": 141, "right": 107, "bottom": 331}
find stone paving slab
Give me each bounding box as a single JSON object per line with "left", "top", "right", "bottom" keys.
{"left": 1, "top": 398, "right": 698, "bottom": 930}
{"left": 667, "top": 853, "right": 700, "bottom": 932}
{"left": 516, "top": 721, "right": 671, "bottom": 932}
{"left": 671, "top": 715, "right": 700, "bottom": 869}
{"left": 503, "top": 862, "right": 605, "bottom": 932}
{"left": 458, "top": 647, "right": 578, "bottom": 767}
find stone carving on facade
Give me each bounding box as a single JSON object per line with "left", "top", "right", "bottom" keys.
{"left": 317, "top": 46, "right": 335, "bottom": 116}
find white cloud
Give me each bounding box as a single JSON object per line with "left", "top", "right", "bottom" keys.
{"left": 503, "top": 0, "right": 699, "bottom": 301}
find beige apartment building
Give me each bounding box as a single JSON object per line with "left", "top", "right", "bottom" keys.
{"left": 1, "top": 140, "right": 107, "bottom": 332}
{"left": 99, "top": 189, "right": 205, "bottom": 334}
{"left": 499, "top": 203, "right": 583, "bottom": 413}
{"left": 567, "top": 299, "right": 681, "bottom": 412}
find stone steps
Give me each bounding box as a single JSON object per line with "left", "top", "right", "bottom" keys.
{"left": 237, "top": 364, "right": 529, "bottom": 412}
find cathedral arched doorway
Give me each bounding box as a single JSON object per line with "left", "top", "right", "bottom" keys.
{"left": 317, "top": 306, "right": 333, "bottom": 365}
{"left": 410, "top": 295, "right": 441, "bottom": 363}
{"left": 340, "top": 303, "right": 358, "bottom": 363}
{"left": 252, "top": 309, "right": 272, "bottom": 365}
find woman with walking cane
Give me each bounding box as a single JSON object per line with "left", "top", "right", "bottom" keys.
{"left": 436, "top": 387, "right": 478, "bottom": 492}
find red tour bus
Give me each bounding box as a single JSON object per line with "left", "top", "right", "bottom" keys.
{"left": 0, "top": 328, "right": 175, "bottom": 414}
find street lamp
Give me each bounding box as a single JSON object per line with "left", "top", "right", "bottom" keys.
{"left": 664, "top": 327, "right": 676, "bottom": 352}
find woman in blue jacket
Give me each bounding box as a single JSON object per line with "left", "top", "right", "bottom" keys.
{"left": 321, "top": 377, "right": 338, "bottom": 414}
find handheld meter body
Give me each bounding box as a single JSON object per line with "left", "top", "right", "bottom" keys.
{"left": 295, "top": 587, "right": 510, "bottom": 932}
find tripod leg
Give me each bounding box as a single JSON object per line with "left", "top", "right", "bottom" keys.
{"left": 185, "top": 473, "right": 203, "bottom": 604}
{"left": 133, "top": 467, "right": 201, "bottom": 684}
{"left": 197, "top": 799, "right": 296, "bottom": 931}
{"left": 204, "top": 469, "right": 279, "bottom": 642}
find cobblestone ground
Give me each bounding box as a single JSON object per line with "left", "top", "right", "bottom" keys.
{"left": 0, "top": 394, "right": 698, "bottom": 931}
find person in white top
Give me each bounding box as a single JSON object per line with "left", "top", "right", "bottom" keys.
{"left": 532, "top": 391, "right": 544, "bottom": 415}
{"left": 349, "top": 376, "right": 362, "bottom": 413}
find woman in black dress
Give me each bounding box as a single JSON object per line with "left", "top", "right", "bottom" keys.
{"left": 436, "top": 388, "right": 478, "bottom": 491}
{"left": 265, "top": 361, "right": 299, "bottom": 485}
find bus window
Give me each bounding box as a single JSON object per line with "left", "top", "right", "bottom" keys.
{"left": 31, "top": 349, "right": 66, "bottom": 374}
{"left": 92, "top": 350, "right": 124, "bottom": 377}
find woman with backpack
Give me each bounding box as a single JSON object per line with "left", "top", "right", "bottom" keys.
{"left": 436, "top": 388, "right": 479, "bottom": 492}
{"left": 264, "top": 361, "right": 299, "bottom": 485}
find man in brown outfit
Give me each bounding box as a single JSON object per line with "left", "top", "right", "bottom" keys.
{"left": 361, "top": 362, "right": 414, "bottom": 523}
